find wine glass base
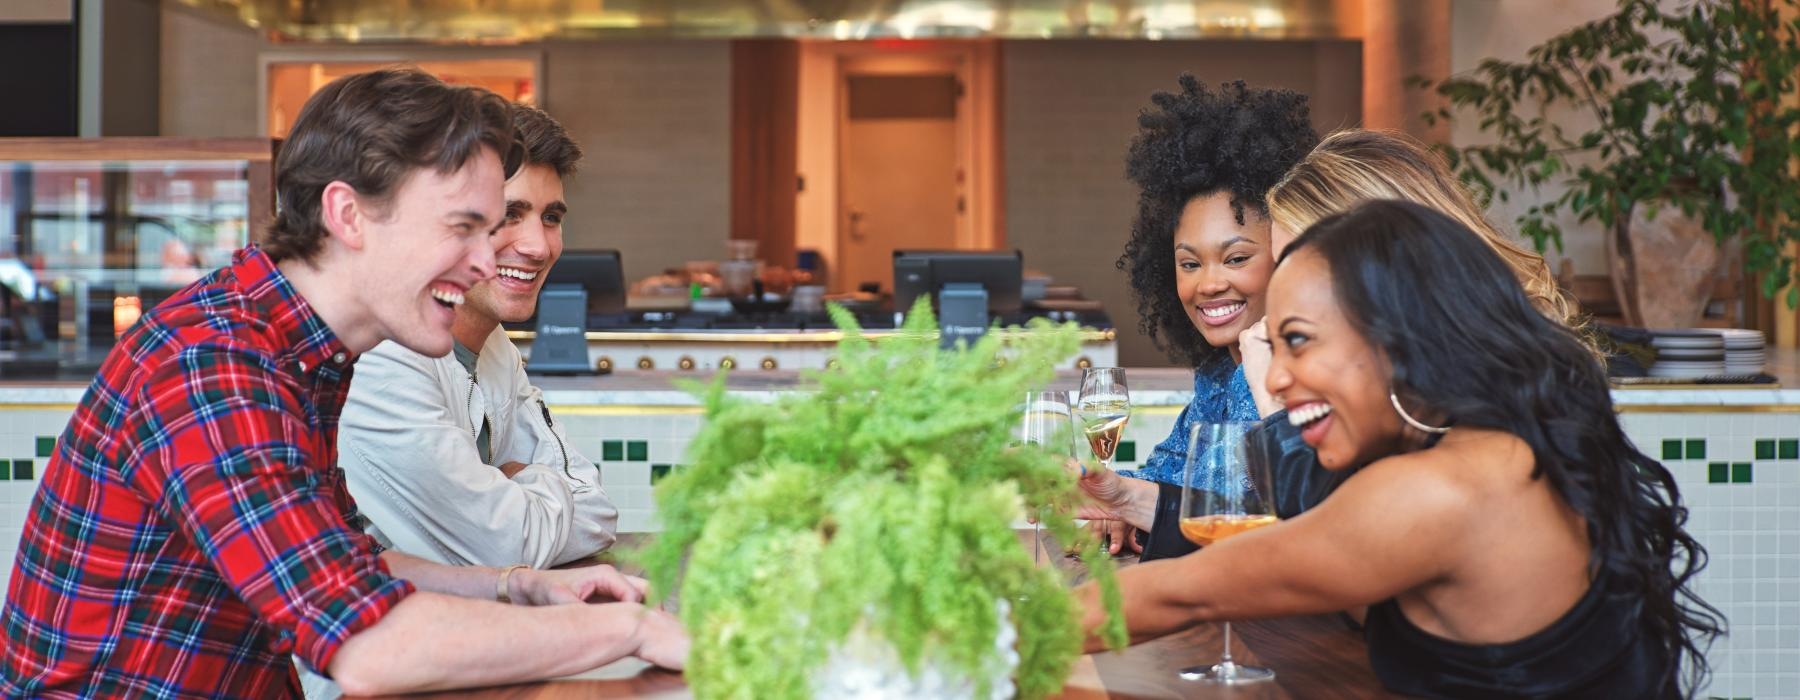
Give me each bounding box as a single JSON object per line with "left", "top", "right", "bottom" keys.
{"left": 1178, "top": 661, "right": 1275, "bottom": 684}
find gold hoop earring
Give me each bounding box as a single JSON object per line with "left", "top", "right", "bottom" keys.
{"left": 1389, "top": 389, "right": 1450, "bottom": 435}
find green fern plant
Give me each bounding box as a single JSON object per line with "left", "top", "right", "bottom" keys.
{"left": 634, "top": 300, "right": 1127, "bottom": 699}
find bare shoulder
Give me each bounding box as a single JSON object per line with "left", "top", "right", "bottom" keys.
{"left": 1331, "top": 430, "right": 1529, "bottom": 523}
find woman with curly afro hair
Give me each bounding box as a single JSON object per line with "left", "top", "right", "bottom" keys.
{"left": 1071, "top": 75, "right": 1320, "bottom": 558}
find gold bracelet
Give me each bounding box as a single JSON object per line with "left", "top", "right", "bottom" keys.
{"left": 497, "top": 564, "right": 528, "bottom": 604}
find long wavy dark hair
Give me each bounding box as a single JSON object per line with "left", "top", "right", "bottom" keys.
{"left": 1285, "top": 200, "right": 1723, "bottom": 695}
{"left": 1118, "top": 75, "right": 1318, "bottom": 369}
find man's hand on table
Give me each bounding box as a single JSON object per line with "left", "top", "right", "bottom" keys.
{"left": 512, "top": 565, "right": 649, "bottom": 605}
{"left": 631, "top": 607, "right": 691, "bottom": 670}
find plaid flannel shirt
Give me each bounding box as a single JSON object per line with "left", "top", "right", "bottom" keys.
{"left": 1, "top": 246, "right": 414, "bottom": 698}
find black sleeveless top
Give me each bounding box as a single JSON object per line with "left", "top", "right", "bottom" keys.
{"left": 1363, "top": 572, "right": 1674, "bottom": 699}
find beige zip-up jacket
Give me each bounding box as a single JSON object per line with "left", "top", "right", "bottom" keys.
{"left": 337, "top": 326, "right": 618, "bottom": 568}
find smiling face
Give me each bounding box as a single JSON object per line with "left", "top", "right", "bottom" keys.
{"left": 461, "top": 163, "right": 567, "bottom": 328}
{"left": 357, "top": 146, "right": 504, "bottom": 358}
{"left": 1173, "top": 192, "right": 1275, "bottom": 356}
{"left": 1263, "top": 249, "right": 1404, "bottom": 470}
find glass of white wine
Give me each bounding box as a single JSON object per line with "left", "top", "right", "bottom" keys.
{"left": 1177, "top": 420, "right": 1279, "bottom": 684}
{"left": 1076, "top": 368, "right": 1130, "bottom": 472}
{"left": 1018, "top": 390, "right": 1077, "bottom": 565}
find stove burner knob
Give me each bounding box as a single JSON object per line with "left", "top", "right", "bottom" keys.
{"left": 719, "top": 356, "right": 737, "bottom": 371}
{"left": 637, "top": 356, "right": 655, "bottom": 370}
{"left": 597, "top": 356, "right": 614, "bottom": 372}
{"left": 760, "top": 356, "right": 778, "bottom": 370}
{"left": 678, "top": 356, "right": 696, "bottom": 371}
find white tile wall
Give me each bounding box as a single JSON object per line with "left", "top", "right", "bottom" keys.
{"left": 1, "top": 402, "right": 1795, "bottom": 697}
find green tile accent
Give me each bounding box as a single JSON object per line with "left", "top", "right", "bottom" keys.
{"left": 36, "top": 436, "right": 55, "bottom": 458}
{"left": 651, "top": 464, "right": 672, "bottom": 483}
{"left": 1684, "top": 439, "right": 1705, "bottom": 460}
{"left": 1731, "top": 462, "right": 1753, "bottom": 484}
{"left": 0, "top": 460, "right": 8, "bottom": 480}
{"left": 601, "top": 440, "right": 624, "bottom": 462}
{"left": 1757, "top": 440, "right": 1777, "bottom": 460}
{"left": 1781, "top": 439, "right": 1799, "bottom": 460}
{"left": 1708, "top": 463, "right": 1729, "bottom": 484}
{"left": 627, "top": 441, "right": 649, "bottom": 462}
{"left": 1661, "top": 440, "right": 1683, "bottom": 460}
{"left": 13, "top": 459, "right": 32, "bottom": 480}
{"left": 1115, "top": 441, "right": 1136, "bottom": 463}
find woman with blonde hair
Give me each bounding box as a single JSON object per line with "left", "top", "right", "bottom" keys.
{"left": 1265, "top": 129, "right": 1581, "bottom": 329}
{"left": 1217, "top": 129, "right": 1593, "bottom": 415}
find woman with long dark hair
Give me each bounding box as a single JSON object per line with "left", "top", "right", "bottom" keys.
{"left": 1075, "top": 200, "right": 1722, "bottom": 697}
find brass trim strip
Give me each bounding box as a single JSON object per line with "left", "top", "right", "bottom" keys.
{"left": 1611, "top": 383, "right": 1783, "bottom": 391}
{"left": 507, "top": 328, "right": 1117, "bottom": 344}
{"left": 0, "top": 137, "right": 273, "bottom": 162}
{"left": 545, "top": 405, "right": 708, "bottom": 416}
{"left": 537, "top": 404, "right": 1800, "bottom": 416}
{"left": 539, "top": 403, "right": 1192, "bottom": 416}
{"left": 1615, "top": 404, "right": 1800, "bottom": 413}
{"left": 3, "top": 397, "right": 1785, "bottom": 413}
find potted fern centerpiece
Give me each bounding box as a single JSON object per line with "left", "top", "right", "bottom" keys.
{"left": 635, "top": 302, "right": 1127, "bottom": 699}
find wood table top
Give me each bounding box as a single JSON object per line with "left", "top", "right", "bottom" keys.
{"left": 357, "top": 534, "right": 1397, "bottom": 699}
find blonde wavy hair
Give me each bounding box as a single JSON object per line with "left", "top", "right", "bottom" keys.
{"left": 1267, "top": 129, "right": 1585, "bottom": 334}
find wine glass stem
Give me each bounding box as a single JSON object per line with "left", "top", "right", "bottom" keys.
{"left": 1221, "top": 621, "right": 1234, "bottom": 664}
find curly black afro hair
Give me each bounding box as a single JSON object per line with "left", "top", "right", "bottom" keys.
{"left": 1118, "top": 75, "right": 1318, "bottom": 369}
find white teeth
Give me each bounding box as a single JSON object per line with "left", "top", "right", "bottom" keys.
{"left": 430, "top": 288, "right": 464, "bottom": 306}
{"left": 1201, "top": 302, "right": 1244, "bottom": 318}
{"left": 497, "top": 267, "right": 538, "bottom": 281}
{"left": 1287, "top": 403, "right": 1333, "bottom": 427}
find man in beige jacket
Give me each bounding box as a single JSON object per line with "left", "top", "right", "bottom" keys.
{"left": 338, "top": 104, "right": 617, "bottom": 569}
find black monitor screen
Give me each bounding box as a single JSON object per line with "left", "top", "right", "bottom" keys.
{"left": 540, "top": 249, "right": 626, "bottom": 317}
{"left": 892, "top": 249, "right": 1022, "bottom": 314}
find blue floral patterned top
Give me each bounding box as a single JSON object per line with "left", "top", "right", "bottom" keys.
{"left": 1115, "top": 361, "right": 1260, "bottom": 486}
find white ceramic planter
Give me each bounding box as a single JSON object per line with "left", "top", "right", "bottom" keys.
{"left": 810, "top": 599, "right": 1020, "bottom": 700}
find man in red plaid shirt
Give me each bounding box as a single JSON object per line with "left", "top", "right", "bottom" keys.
{"left": 0, "top": 69, "right": 686, "bottom": 698}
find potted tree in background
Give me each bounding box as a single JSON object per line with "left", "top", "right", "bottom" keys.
{"left": 636, "top": 303, "right": 1127, "bottom": 699}
{"left": 1423, "top": 0, "right": 1800, "bottom": 328}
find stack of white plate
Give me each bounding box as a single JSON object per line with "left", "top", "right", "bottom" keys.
{"left": 1649, "top": 330, "right": 1725, "bottom": 379}
{"left": 1715, "top": 328, "right": 1767, "bottom": 375}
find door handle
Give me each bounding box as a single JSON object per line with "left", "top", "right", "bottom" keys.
{"left": 848, "top": 210, "right": 866, "bottom": 241}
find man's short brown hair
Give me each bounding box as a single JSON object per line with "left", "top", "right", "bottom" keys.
{"left": 264, "top": 68, "right": 522, "bottom": 262}
{"left": 511, "top": 104, "right": 582, "bottom": 178}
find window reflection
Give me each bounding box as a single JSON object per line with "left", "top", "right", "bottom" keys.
{"left": 1, "top": 146, "right": 264, "bottom": 378}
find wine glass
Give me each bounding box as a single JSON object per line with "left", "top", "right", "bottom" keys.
{"left": 1076, "top": 368, "right": 1130, "bottom": 472}
{"left": 1177, "top": 420, "right": 1279, "bottom": 684}
{"left": 1018, "top": 390, "right": 1077, "bottom": 565}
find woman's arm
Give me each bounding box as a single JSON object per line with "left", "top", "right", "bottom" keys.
{"left": 1076, "top": 467, "right": 1161, "bottom": 531}
{"left": 1075, "top": 451, "right": 1475, "bottom": 651}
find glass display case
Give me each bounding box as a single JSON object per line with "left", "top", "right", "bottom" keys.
{"left": 0, "top": 138, "right": 274, "bottom": 378}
